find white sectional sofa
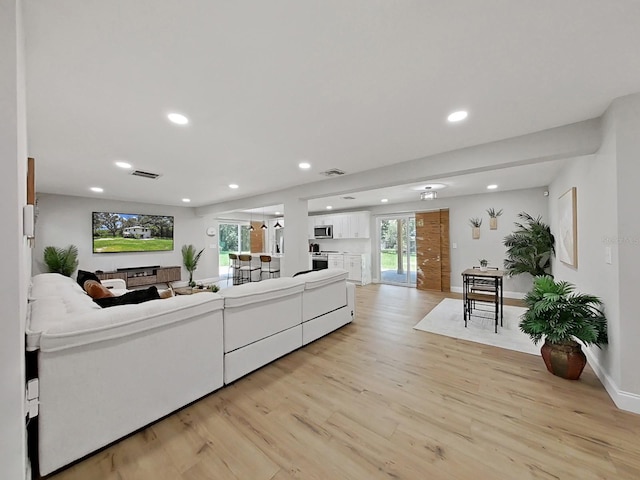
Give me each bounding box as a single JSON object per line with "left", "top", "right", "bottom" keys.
{"left": 26, "top": 269, "right": 355, "bottom": 476}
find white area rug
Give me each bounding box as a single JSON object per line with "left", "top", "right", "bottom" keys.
{"left": 413, "top": 298, "right": 538, "bottom": 355}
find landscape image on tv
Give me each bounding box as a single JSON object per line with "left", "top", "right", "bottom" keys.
{"left": 92, "top": 212, "right": 174, "bottom": 253}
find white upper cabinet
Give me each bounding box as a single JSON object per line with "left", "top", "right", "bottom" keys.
{"left": 309, "top": 211, "right": 370, "bottom": 239}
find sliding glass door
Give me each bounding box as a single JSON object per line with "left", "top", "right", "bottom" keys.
{"left": 218, "top": 223, "right": 251, "bottom": 279}
{"left": 378, "top": 216, "right": 416, "bottom": 286}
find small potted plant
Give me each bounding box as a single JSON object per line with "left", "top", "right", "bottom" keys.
{"left": 520, "top": 276, "right": 608, "bottom": 380}
{"left": 479, "top": 259, "right": 488, "bottom": 271}
{"left": 181, "top": 244, "right": 204, "bottom": 288}
{"left": 469, "top": 217, "right": 482, "bottom": 239}
{"left": 487, "top": 208, "right": 503, "bottom": 230}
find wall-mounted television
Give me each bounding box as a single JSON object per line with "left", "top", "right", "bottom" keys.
{"left": 92, "top": 212, "right": 174, "bottom": 253}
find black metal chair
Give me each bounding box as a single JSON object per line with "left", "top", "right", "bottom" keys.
{"left": 227, "top": 253, "right": 240, "bottom": 285}
{"left": 463, "top": 272, "right": 500, "bottom": 333}
{"left": 259, "top": 255, "right": 280, "bottom": 280}
{"left": 238, "top": 254, "right": 260, "bottom": 283}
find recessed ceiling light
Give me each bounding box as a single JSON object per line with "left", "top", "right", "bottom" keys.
{"left": 275, "top": 211, "right": 281, "bottom": 215}
{"left": 115, "top": 161, "right": 132, "bottom": 169}
{"left": 298, "top": 162, "right": 311, "bottom": 170}
{"left": 447, "top": 110, "right": 468, "bottom": 122}
{"left": 381, "top": 198, "right": 389, "bottom": 203}
{"left": 326, "top": 206, "right": 333, "bottom": 210}
{"left": 182, "top": 198, "right": 191, "bottom": 203}
{"left": 411, "top": 183, "right": 447, "bottom": 191}
{"left": 167, "top": 113, "right": 189, "bottom": 125}
{"left": 90, "top": 187, "right": 103, "bottom": 193}
{"left": 228, "top": 184, "right": 239, "bottom": 189}
{"left": 487, "top": 184, "right": 498, "bottom": 190}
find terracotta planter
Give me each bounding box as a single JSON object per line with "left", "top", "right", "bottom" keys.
{"left": 540, "top": 340, "right": 587, "bottom": 380}
{"left": 489, "top": 217, "right": 498, "bottom": 230}
{"left": 472, "top": 227, "right": 480, "bottom": 239}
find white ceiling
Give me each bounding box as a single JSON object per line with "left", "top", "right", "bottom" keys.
{"left": 24, "top": 1, "right": 640, "bottom": 211}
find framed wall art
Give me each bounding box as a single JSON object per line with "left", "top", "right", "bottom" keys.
{"left": 558, "top": 187, "right": 577, "bottom": 267}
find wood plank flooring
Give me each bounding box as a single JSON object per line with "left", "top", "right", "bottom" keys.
{"left": 46, "top": 285, "right": 640, "bottom": 480}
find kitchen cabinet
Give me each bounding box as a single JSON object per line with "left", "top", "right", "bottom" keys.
{"left": 309, "top": 211, "right": 370, "bottom": 239}
{"left": 328, "top": 254, "right": 344, "bottom": 269}
{"left": 345, "top": 254, "right": 370, "bottom": 284}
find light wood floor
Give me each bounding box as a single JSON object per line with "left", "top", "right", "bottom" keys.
{"left": 47, "top": 285, "right": 640, "bottom": 480}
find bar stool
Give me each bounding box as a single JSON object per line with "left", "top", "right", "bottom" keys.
{"left": 260, "top": 255, "right": 280, "bottom": 280}
{"left": 238, "top": 254, "right": 260, "bottom": 283}
{"left": 227, "top": 253, "right": 240, "bottom": 285}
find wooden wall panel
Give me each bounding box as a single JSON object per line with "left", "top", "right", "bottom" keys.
{"left": 250, "top": 222, "right": 264, "bottom": 253}
{"left": 416, "top": 209, "right": 450, "bottom": 292}
{"left": 416, "top": 211, "right": 441, "bottom": 291}
{"left": 440, "top": 209, "right": 451, "bottom": 292}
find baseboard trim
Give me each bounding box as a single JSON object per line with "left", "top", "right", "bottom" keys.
{"left": 450, "top": 286, "right": 525, "bottom": 300}
{"left": 583, "top": 348, "right": 640, "bottom": 415}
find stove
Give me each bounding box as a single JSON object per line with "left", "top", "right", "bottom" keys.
{"left": 311, "top": 251, "right": 339, "bottom": 269}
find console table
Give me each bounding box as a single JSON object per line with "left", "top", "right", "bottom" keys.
{"left": 96, "top": 266, "right": 181, "bottom": 288}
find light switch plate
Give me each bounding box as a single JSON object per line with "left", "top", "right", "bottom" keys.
{"left": 605, "top": 246, "right": 612, "bottom": 265}
{"left": 452, "top": 242, "right": 457, "bottom": 249}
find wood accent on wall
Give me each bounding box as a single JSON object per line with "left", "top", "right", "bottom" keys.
{"left": 440, "top": 209, "right": 450, "bottom": 292}
{"left": 250, "top": 222, "right": 264, "bottom": 253}
{"left": 416, "top": 209, "right": 450, "bottom": 292}
{"left": 27, "top": 157, "right": 35, "bottom": 205}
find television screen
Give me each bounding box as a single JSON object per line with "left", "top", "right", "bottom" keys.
{"left": 92, "top": 212, "right": 174, "bottom": 253}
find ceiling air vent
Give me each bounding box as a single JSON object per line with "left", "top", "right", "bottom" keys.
{"left": 320, "top": 168, "right": 346, "bottom": 177}
{"left": 131, "top": 170, "right": 161, "bottom": 179}
{"left": 342, "top": 196, "right": 356, "bottom": 200}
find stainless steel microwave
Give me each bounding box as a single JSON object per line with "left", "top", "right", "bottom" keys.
{"left": 314, "top": 225, "right": 333, "bottom": 239}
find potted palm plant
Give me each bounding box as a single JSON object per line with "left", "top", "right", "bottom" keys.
{"left": 503, "top": 212, "right": 555, "bottom": 277}
{"left": 181, "top": 244, "right": 204, "bottom": 288}
{"left": 43, "top": 245, "right": 79, "bottom": 277}
{"left": 520, "top": 276, "right": 608, "bottom": 380}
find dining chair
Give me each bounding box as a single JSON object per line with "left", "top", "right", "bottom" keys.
{"left": 259, "top": 255, "right": 280, "bottom": 280}
{"left": 238, "top": 254, "right": 260, "bottom": 283}
{"left": 463, "top": 272, "right": 500, "bottom": 333}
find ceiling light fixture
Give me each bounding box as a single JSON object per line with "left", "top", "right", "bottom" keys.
{"left": 228, "top": 183, "right": 239, "bottom": 189}
{"left": 167, "top": 113, "right": 189, "bottom": 125}
{"left": 447, "top": 110, "right": 468, "bottom": 122}
{"left": 261, "top": 208, "right": 268, "bottom": 230}
{"left": 381, "top": 198, "right": 388, "bottom": 203}
{"left": 298, "top": 162, "right": 311, "bottom": 169}
{"left": 487, "top": 184, "right": 498, "bottom": 190}
{"left": 115, "top": 161, "right": 132, "bottom": 169}
{"left": 90, "top": 187, "right": 104, "bottom": 193}
{"left": 274, "top": 220, "right": 282, "bottom": 229}
{"left": 420, "top": 187, "right": 437, "bottom": 200}
{"left": 275, "top": 211, "right": 281, "bottom": 215}
{"left": 249, "top": 211, "right": 255, "bottom": 231}
{"left": 326, "top": 206, "right": 333, "bottom": 210}
{"left": 182, "top": 198, "right": 191, "bottom": 203}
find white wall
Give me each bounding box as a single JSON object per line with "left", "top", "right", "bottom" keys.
{"left": 0, "top": 0, "right": 29, "bottom": 478}
{"left": 35, "top": 194, "right": 219, "bottom": 284}
{"left": 365, "top": 187, "right": 549, "bottom": 295}
{"left": 550, "top": 92, "right": 640, "bottom": 413}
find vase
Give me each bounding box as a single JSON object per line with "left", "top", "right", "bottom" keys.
{"left": 540, "top": 340, "right": 587, "bottom": 380}
{"left": 480, "top": 266, "right": 487, "bottom": 272}
{"left": 472, "top": 227, "right": 480, "bottom": 239}
{"left": 490, "top": 217, "right": 498, "bottom": 230}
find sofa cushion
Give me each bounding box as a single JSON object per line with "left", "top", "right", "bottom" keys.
{"left": 221, "top": 277, "right": 305, "bottom": 308}
{"left": 297, "top": 269, "right": 348, "bottom": 289}
{"left": 37, "top": 293, "right": 224, "bottom": 352}
{"left": 30, "top": 273, "right": 87, "bottom": 301}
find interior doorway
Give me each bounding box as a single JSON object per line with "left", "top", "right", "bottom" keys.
{"left": 378, "top": 215, "right": 417, "bottom": 286}
{"left": 218, "top": 222, "right": 251, "bottom": 280}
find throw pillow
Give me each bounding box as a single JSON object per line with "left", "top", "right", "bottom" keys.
{"left": 77, "top": 269, "right": 101, "bottom": 289}
{"left": 83, "top": 279, "right": 115, "bottom": 300}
